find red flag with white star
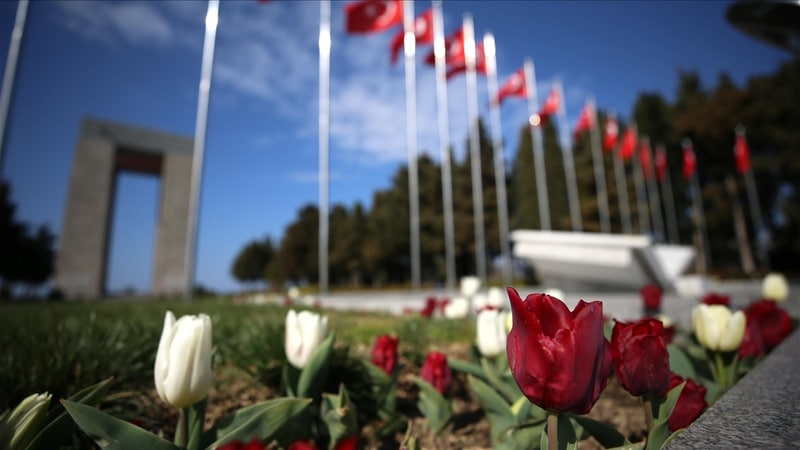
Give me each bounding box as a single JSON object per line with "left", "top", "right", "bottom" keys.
{"left": 682, "top": 141, "right": 697, "bottom": 180}
{"left": 573, "top": 101, "right": 594, "bottom": 138}
{"left": 619, "top": 128, "right": 636, "bottom": 161}
{"left": 538, "top": 88, "right": 560, "bottom": 121}
{"left": 655, "top": 146, "right": 668, "bottom": 182}
{"left": 639, "top": 139, "right": 654, "bottom": 179}
{"left": 603, "top": 116, "right": 619, "bottom": 153}
{"left": 493, "top": 68, "right": 527, "bottom": 106}
{"left": 345, "top": 0, "right": 403, "bottom": 34}
{"left": 734, "top": 130, "right": 751, "bottom": 173}
{"left": 389, "top": 8, "right": 433, "bottom": 64}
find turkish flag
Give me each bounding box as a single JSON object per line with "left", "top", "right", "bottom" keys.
{"left": 603, "top": 116, "right": 619, "bottom": 152}
{"left": 494, "top": 68, "right": 527, "bottom": 106}
{"left": 655, "top": 146, "right": 668, "bottom": 183}
{"left": 573, "top": 102, "right": 594, "bottom": 138}
{"left": 538, "top": 88, "right": 560, "bottom": 120}
{"left": 389, "top": 8, "right": 433, "bottom": 64}
{"left": 682, "top": 141, "right": 696, "bottom": 180}
{"left": 444, "top": 42, "right": 486, "bottom": 79}
{"left": 345, "top": 0, "right": 403, "bottom": 34}
{"left": 424, "top": 28, "right": 463, "bottom": 66}
{"left": 639, "top": 139, "right": 654, "bottom": 179}
{"left": 619, "top": 128, "right": 636, "bottom": 161}
{"left": 734, "top": 132, "right": 751, "bottom": 173}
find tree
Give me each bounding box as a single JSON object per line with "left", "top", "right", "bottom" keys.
{"left": 231, "top": 238, "right": 274, "bottom": 286}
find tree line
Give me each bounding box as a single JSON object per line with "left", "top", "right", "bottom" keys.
{"left": 232, "top": 59, "right": 800, "bottom": 289}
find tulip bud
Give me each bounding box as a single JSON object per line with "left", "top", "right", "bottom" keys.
{"left": 154, "top": 311, "right": 213, "bottom": 408}
{"left": 285, "top": 309, "right": 328, "bottom": 369}
{"left": 640, "top": 284, "right": 662, "bottom": 313}
{"left": 476, "top": 309, "right": 507, "bottom": 357}
{"left": 460, "top": 276, "right": 481, "bottom": 298}
{"left": 420, "top": 351, "right": 452, "bottom": 395}
{"left": 762, "top": 272, "right": 789, "bottom": 302}
{"left": 370, "top": 334, "right": 399, "bottom": 375}
{"left": 443, "top": 297, "right": 469, "bottom": 319}
{"left": 667, "top": 373, "right": 707, "bottom": 432}
{"left": 691, "top": 304, "right": 746, "bottom": 352}
{"left": 0, "top": 392, "right": 51, "bottom": 450}
{"left": 610, "top": 319, "right": 670, "bottom": 398}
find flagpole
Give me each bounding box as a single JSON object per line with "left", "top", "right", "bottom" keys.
{"left": 656, "top": 143, "right": 680, "bottom": 244}
{"left": 318, "top": 0, "right": 331, "bottom": 294}
{"left": 403, "top": 0, "right": 421, "bottom": 290}
{"left": 629, "top": 123, "right": 650, "bottom": 235}
{"left": 610, "top": 115, "right": 632, "bottom": 234}
{"left": 642, "top": 137, "right": 665, "bottom": 241}
{"left": 524, "top": 59, "right": 550, "bottom": 231}
{"left": 684, "top": 138, "right": 711, "bottom": 273}
{"left": 736, "top": 125, "right": 769, "bottom": 270}
{"left": 554, "top": 79, "right": 582, "bottom": 232}
{"left": 184, "top": 0, "right": 219, "bottom": 298}
{"left": 483, "top": 32, "right": 512, "bottom": 285}
{"left": 463, "top": 14, "right": 487, "bottom": 283}
{"left": 587, "top": 96, "right": 610, "bottom": 233}
{"left": 432, "top": 1, "right": 456, "bottom": 290}
{"left": 0, "top": 0, "right": 28, "bottom": 176}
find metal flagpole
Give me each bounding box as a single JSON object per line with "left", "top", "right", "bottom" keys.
{"left": 554, "top": 79, "right": 582, "bottom": 232}
{"left": 642, "top": 137, "right": 665, "bottom": 241}
{"left": 403, "top": 0, "right": 421, "bottom": 290}
{"left": 318, "top": 0, "right": 331, "bottom": 294}
{"left": 684, "top": 138, "right": 712, "bottom": 273}
{"left": 463, "top": 15, "right": 487, "bottom": 283}
{"left": 736, "top": 125, "right": 769, "bottom": 270}
{"left": 587, "top": 96, "right": 610, "bottom": 233}
{"left": 524, "top": 59, "right": 550, "bottom": 231}
{"left": 483, "top": 32, "right": 512, "bottom": 285}
{"left": 629, "top": 123, "right": 650, "bottom": 235}
{"left": 432, "top": 1, "right": 456, "bottom": 290}
{"left": 656, "top": 143, "right": 680, "bottom": 244}
{"left": 0, "top": 0, "right": 29, "bottom": 175}
{"left": 184, "top": 0, "right": 219, "bottom": 298}
{"left": 608, "top": 118, "right": 632, "bottom": 234}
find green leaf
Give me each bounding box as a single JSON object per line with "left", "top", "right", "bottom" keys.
{"left": 481, "top": 357, "right": 519, "bottom": 404}
{"left": 447, "top": 358, "right": 486, "bottom": 379}
{"left": 646, "top": 382, "right": 684, "bottom": 450}
{"left": 467, "top": 375, "right": 514, "bottom": 444}
{"left": 557, "top": 413, "right": 578, "bottom": 450}
{"left": 61, "top": 400, "right": 178, "bottom": 450}
{"left": 296, "top": 334, "right": 335, "bottom": 398}
{"left": 26, "top": 377, "right": 115, "bottom": 450}
{"left": 569, "top": 414, "right": 628, "bottom": 448}
{"left": 201, "top": 397, "right": 311, "bottom": 450}
{"left": 412, "top": 377, "right": 452, "bottom": 435}
{"left": 321, "top": 385, "right": 358, "bottom": 447}
{"left": 667, "top": 344, "right": 696, "bottom": 380}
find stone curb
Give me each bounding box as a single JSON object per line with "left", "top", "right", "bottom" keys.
{"left": 665, "top": 329, "right": 800, "bottom": 449}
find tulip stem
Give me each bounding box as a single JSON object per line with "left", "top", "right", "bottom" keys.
{"left": 644, "top": 398, "right": 654, "bottom": 434}
{"left": 547, "top": 412, "right": 558, "bottom": 450}
{"left": 175, "top": 407, "right": 188, "bottom": 448}
{"left": 714, "top": 351, "right": 728, "bottom": 389}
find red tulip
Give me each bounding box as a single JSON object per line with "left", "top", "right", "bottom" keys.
{"left": 334, "top": 435, "right": 359, "bottom": 450}
{"left": 421, "top": 297, "right": 437, "bottom": 317}
{"left": 738, "top": 316, "right": 766, "bottom": 358}
{"left": 667, "top": 373, "right": 707, "bottom": 432}
{"left": 506, "top": 288, "right": 613, "bottom": 414}
{"left": 743, "top": 299, "right": 794, "bottom": 350}
{"left": 701, "top": 292, "right": 731, "bottom": 307}
{"left": 370, "top": 334, "right": 399, "bottom": 375}
{"left": 610, "top": 319, "right": 671, "bottom": 398}
{"left": 288, "top": 441, "right": 319, "bottom": 450}
{"left": 420, "top": 351, "right": 452, "bottom": 395}
{"left": 640, "top": 284, "right": 662, "bottom": 311}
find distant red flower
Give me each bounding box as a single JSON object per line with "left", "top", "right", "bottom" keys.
{"left": 288, "top": 441, "right": 318, "bottom": 450}
{"left": 420, "top": 351, "right": 452, "bottom": 395}
{"left": 738, "top": 316, "right": 766, "bottom": 359}
{"left": 700, "top": 292, "right": 731, "bottom": 307}
{"left": 421, "top": 297, "right": 437, "bottom": 317}
{"left": 667, "top": 373, "right": 707, "bottom": 432}
{"left": 743, "top": 299, "right": 794, "bottom": 350}
{"left": 640, "top": 284, "right": 662, "bottom": 311}
{"left": 333, "top": 435, "right": 359, "bottom": 450}
{"left": 219, "top": 438, "right": 267, "bottom": 450}
{"left": 610, "top": 319, "right": 671, "bottom": 398}
{"left": 370, "top": 334, "right": 399, "bottom": 375}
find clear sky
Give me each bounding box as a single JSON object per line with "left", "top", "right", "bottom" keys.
{"left": 0, "top": 1, "right": 790, "bottom": 294}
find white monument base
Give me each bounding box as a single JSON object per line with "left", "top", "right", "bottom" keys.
{"left": 511, "top": 230, "right": 695, "bottom": 291}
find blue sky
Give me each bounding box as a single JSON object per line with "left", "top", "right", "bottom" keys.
{"left": 0, "top": 1, "right": 790, "bottom": 294}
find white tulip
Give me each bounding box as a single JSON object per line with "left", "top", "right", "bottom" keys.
{"left": 443, "top": 297, "right": 470, "bottom": 319}
{"left": 691, "top": 304, "right": 746, "bottom": 352}
{"left": 476, "top": 309, "right": 507, "bottom": 357}
{"left": 460, "top": 276, "right": 481, "bottom": 298}
{"left": 486, "top": 287, "right": 506, "bottom": 309}
{"left": 762, "top": 272, "right": 789, "bottom": 302}
{"left": 287, "top": 286, "right": 301, "bottom": 301}
{"left": 0, "top": 392, "right": 51, "bottom": 450}
{"left": 154, "top": 311, "right": 213, "bottom": 409}
{"left": 472, "top": 293, "right": 488, "bottom": 313}
{"left": 285, "top": 309, "right": 328, "bottom": 369}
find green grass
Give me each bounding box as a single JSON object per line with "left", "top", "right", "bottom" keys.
{"left": 0, "top": 296, "right": 475, "bottom": 411}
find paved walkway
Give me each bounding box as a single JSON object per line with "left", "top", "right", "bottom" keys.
{"left": 316, "top": 278, "right": 798, "bottom": 327}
